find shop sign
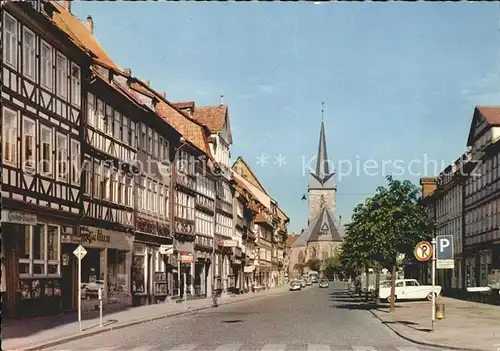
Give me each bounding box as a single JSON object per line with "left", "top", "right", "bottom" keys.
{"left": 2, "top": 210, "right": 37, "bottom": 225}
{"left": 221, "top": 240, "right": 237, "bottom": 247}
{"left": 244, "top": 266, "right": 255, "bottom": 273}
{"left": 180, "top": 252, "right": 193, "bottom": 264}
{"left": 80, "top": 227, "right": 111, "bottom": 246}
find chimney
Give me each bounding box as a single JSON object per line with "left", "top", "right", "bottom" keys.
{"left": 142, "top": 79, "right": 150, "bottom": 87}
{"left": 85, "top": 15, "right": 94, "bottom": 34}
{"left": 220, "top": 95, "right": 224, "bottom": 106}
{"left": 123, "top": 68, "right": 132, "bottom": 76}
{"left": 419, "top": 177, "right": 437, "bottom": 199}
{"left": 159, "top": 91, "right": 166, "bottom": 99}
{"left": 62, "top": 0, "right": 71, "bottom": 13}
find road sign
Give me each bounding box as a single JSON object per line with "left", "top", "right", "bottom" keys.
{"left": 436, "top": 235, "right": 454, "bottom": 270}
{"left": 436, "top": 235, "right": 453, "bottom": 260}
{"left": 414, "top": 241, "right": 432, "bottom": 262}
{"left": 159, "top": 245, "right": 173, "bottom": 255}
{"left": 72, "top": 244, "right": 87, "bottom": 332}
{"left": 73, "top": 245, "right": 87, "bottom": 260}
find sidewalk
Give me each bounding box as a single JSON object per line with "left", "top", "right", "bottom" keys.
{"left": 370, "top": 296, "right": 500, "bottom": 351}
{"left": 3, "top": 287, "right": 287, "bottom": 351}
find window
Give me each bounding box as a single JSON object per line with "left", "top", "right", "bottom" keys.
{"left": 23, "top": 27, "right": 36, "bottom": 80}
{"left": 71, "top": 140, "right": 80, "bottom": 185}
{"left": 396, "top": 281, "right": 404, "bottom": 288}
{"left": 40, "top": 125, "right": 52, "bottom": 176}
{"left": 122, "top": 116, "right": 129, "bottom": 146}
{"left": 22, "top": 117, "right": 35, "bottom": 172}
{"left": 94, "top": 162, "right": 101, "bottom": 199}
{"left": 118, "top": 175, "right": 125, "bottom": 204}
{"left": 153, "top": 131, "right": 158, "bottom": 158}
{"left": 40, "top": 42, "right": 52, "bottom": 90}
{"left": 130, "top": 121, "right": 136, "bottom": 149}
{"left": 105, "top": 105, "right": 112, "bottom": 135}
{"left": 87, "top": 94, "right": 95, "bottom": 126}
{"left": 56, "top": 133, "right": 68, "bottom": 180}
{"left": 141, "top": 123, "right": 147, "bottom": 150}
{"left": 83, "top": 159, "right": 91, "bottom": 195}
{"left": 97, "top": 99, "right": 105, "bottom": 131}
{"left": 406, "top": 280, "right": 419, "bottom": 287}
{"left": 148, "top": 127, "right": 153, "bottom": 154}
{"left": 103, "top": 167, "right": 110, "bottom": 200}
{"left": 70, "top": 64, "right": 81, "bottom": 106}
{"left": 126, "top": 176, "right": 133, "bottom": 207}
{"left": 19, "top": 224, "right": 61, "bottom": 277}
{"left": 111, "top": 173, "right": 118, "bottom": 202}
{"left": 56, "top": 54, "right": 68, "bottom": 98}
{"left": 3, "top": 107, "right": 18, "bottom": 165}
{"left": 3, "top": 12, "right": 17, "bottom": 68}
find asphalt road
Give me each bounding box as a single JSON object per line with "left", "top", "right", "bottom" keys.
{"left": 47, "top": 283, "right": 437, "bottom": 351}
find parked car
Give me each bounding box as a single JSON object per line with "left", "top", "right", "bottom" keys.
{"left": 319, "top": 279, "right": 329, "bottom": 288}
{"left": 379, "top": 279, "right": 441, "bottom": 303}
{"left": 298, "top": 279, "right": 306, "bottom": 288}
{"left": 289, "top": 279, "right": 302, "bottom": 291}
{"left": 305, "top": 278, "right": 312, "bottom": 286}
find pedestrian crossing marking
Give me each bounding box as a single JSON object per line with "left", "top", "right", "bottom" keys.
{"left": 395, "top": 348, "right": 421, "bottom": 351}
{"left": 214, "top": 343, "right": 245, "bottom": 350}
{"left": 307, "top": 344, "right": 332, "bottom": 351}
{"left": 169, "top": 344, "right": 200, "bottom": 351}
{"left": 260, "top": 344, "right": 287, "bottom": 351}
{"left": 352, "top": 347, "right": 378, "bottom": 351}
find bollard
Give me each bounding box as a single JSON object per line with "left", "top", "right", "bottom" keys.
{"left": 435, "top": 302, "right": 445, "bottom": 320}
{"left": 98, "top": 287, "right": 103, "bottom": 327}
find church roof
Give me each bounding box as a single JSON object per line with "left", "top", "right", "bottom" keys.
{"left": 293, "top": 206, "right": 344, "bottom": 247}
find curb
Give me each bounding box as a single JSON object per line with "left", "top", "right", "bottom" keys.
{"left": 368, "top": 310, "right": 490, "bottom": 351}
{"left": 18, "top": 289, "right": 287, "bottom": 351}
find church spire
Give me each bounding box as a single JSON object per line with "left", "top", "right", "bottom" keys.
{"left": 310, "top": 102, "right": 334, "bottom": 185}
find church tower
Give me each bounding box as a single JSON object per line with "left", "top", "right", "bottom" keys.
{"left": 308, "top": 107, "right": 337, "bottom": 224}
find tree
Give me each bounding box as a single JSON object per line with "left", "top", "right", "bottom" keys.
{"left": 323, "top": 255, "right": 342, "bottom": 280}
{"left": 306, "top": 258, "right": 321, "bottom": 273}
{"left": 293, "top": 263, "right": 306, "bottom": 276}
{"left": 341, "top": 176, "right": 431, "bottom": 311}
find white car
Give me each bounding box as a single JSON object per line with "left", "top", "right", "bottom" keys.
{"left": 379, "top": 279, "right": 441, "bottom": 303}
{"left": 289, "top": 279, "right": 302, "bottom": 291}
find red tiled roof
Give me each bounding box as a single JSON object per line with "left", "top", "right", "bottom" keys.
{"left": 50, "top": 2, "right": 118, "bottom": 69}
{"left": 287, "top": 235, "right": 299, "bottom": 248}
{"left": 155, "top": 101, "right": 210, "bottom": 156}
{"left": 193, "top": 105, "right": 227, "bottom": 133}
{"left": 476, "top": 106, "right": 500, "bottom": 125}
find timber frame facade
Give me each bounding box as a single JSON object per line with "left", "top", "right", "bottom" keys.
{"left": 1, "top": 0, "right": 290, "bottom": 318}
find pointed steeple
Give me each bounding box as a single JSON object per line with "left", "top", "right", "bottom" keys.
{"left": 310, "top": 103, "right": 335, "bottom": 186}
{"left": 315, "top": 120, "right": 330, "bottom": 178}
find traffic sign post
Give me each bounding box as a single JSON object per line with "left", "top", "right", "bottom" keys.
{"left": 414, "top": 241, "right": 432, "bottom": 262}
{"left": 436, "top": 235, "right": 454, "bottom": 269}
{"left": 73, "top": 245, "right": 87, "bottom": 332}
{"left": 431, "top": 238, "right": 436, "bottom": 331}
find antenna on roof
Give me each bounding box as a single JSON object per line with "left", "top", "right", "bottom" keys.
{"left": 321, "top": 101, "right": 325, "bottom": 122}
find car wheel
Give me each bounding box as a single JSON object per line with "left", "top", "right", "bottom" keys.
{"left": 387, "top": 295, "right": 397, "bottom": 303}
{"left": 427, "top": 292, "right": 437, "bottom": 301}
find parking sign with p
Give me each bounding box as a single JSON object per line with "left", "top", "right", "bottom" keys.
{"left": 436, "top": 235, "right": 453, "bottom": 260}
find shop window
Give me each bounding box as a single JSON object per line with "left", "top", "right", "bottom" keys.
{"left": 107, "top": 249, "right": 129, "bottom": 300}
{"left": 18, "top": 224, "right": 61, "bottom": 278}
{"left": 132, "top": 247, "right": 145, "bottom": 294}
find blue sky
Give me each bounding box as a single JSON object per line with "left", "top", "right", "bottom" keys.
{"left": 73, "top": 2, "right": 500, "bottom": 233}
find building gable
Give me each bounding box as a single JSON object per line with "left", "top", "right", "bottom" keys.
{"left": 232, "top": 157, "right": 269, "bottom": 196}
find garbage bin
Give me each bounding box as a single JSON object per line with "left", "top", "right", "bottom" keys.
{"left": 435, "top": 303, "right": 445, "bottom": 320}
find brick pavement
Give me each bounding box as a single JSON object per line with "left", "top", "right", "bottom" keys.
{"left": 370, "top": 296, "right": 500, "bottom": 351}
{"left": 2, "top": 287, "right": 287, "bottom": 351}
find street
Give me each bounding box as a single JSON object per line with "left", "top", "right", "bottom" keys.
{"left": 45, "top": 284, "right": 435, "bottom": 351}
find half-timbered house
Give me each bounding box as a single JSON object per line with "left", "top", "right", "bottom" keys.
{"left": 186, "top": 99, "right": 236, "bottom": 293}
{"left": 115, "top": 74, "right": 182, "bottom": 306}
{"left": 1, "top": 0, "right": 88, "bottom": 317}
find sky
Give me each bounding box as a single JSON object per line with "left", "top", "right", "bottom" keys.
{"left": 73, "top": 1, "right": 500, "bottom": 234}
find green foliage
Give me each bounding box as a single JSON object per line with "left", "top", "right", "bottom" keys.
{"left": 293, "top": 262, "right": 306, "bottom": 275}
{"left": 340, "top": 175, "right": 432, "bottom": 271}
{"left": 306, "top": 258, "right": 321, "bottom": 272}
{"left": 323, "top": 255, "right": 342, "bottom": 279}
